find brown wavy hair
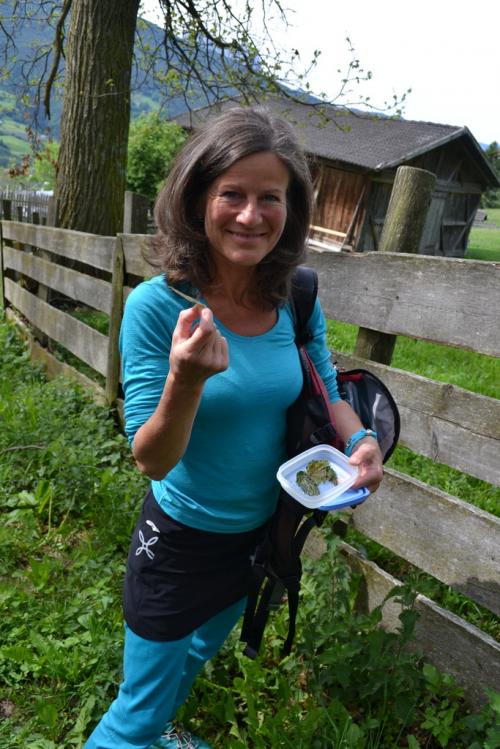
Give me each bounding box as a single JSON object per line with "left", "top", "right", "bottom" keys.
{"left": 147, "top": 106, "right": 313, "bottom": 306}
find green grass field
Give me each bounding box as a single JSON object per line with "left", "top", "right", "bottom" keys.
{"left": 466, "top": 207, "right": 500, "bottom": 260}
{"left": 327, "top": 320, "right": 500, "bottom": 400}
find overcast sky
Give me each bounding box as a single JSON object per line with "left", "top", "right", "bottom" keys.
{"left": 140, "top": 0, "right": 499, "bottom": 146}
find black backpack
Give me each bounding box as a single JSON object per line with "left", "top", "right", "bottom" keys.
{"left": 240, "top": 266, "right": 400, "bottom": 658}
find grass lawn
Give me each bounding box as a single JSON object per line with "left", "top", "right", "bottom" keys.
{"left": 466, "top": 207, "right": 500, "bottom": 260}
{"left": 327, "top": 320, "right": 500, "bottom": 400}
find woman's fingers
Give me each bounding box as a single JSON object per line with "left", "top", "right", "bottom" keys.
{"left": 349, "top": 441, "right": 384, "bottom": 492}
{"left": 174, "top": 305, "right": 213, "bottom": 343}
{"left": 171, "top": 305, "right": 228, "bottom": 380}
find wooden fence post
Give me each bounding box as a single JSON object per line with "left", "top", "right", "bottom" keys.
{"left": 47, "top": 197, "right": 59, "bottom": 227}
{"left": 0, "top": 202, "right": 12, "bottom": 307}
{"left": 0, "top": 221, "right": 5, "bottom": 309}
{"left": 2, "top": 199, "right": 12, "bottom": 221}
{"left": 105, "top": 238, "right": 125, "bottom": 405}
{"left": 31, "top": 211, "right": 50, "bottom": 346}
{"left": 354, "top": 166, "right": 436, "bottom": 364}
{"left": 123, "top": 191, "right": 150, "bottom": 234}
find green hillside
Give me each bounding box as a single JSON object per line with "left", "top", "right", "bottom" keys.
{"left": 0, "top": 11, "right": 207, "bottom": 171}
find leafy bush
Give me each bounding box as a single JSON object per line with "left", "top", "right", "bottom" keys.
{"left": 181, "top": 536, "right": 500, "bottom": 748}
{"left": 126, "top": 112, "right": 187, "bottom": 200}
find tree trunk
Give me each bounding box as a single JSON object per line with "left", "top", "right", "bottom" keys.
{"left": 55, "top": 0, "right": 140, "bottom": 235}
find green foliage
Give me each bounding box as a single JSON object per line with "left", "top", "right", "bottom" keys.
{"left": 388, "top": 444, "right": 500, "bottom": 518}
{"left": 0, "top": 314, "right": 148, "bottom": 746}
{"left": 481, "top": 142, "right": 500, "bottom": 209}
{"left": 180, "top": 536, "right": 500, "bottom": 748}
{"left": 482, "top": 208, "right": 500, "bottom": 229}
{"left": 126, "top": 112, "right": 187, "bottom": 201}
{"left": 30, "top": 141, "right": 59, "bottom": 189}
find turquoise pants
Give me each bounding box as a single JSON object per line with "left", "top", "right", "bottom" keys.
{"left": 84, "top": 598, "right": 245, "bottom": 749}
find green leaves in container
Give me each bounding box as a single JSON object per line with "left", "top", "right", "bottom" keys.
{"left": 306, "top": 459, "right": 338, "bottom": 485}
{"left": 296, "top": 470, "right": 320, "bottom": 496}
{"left": 296, "top": 458, "right": 338, "bottom": 496}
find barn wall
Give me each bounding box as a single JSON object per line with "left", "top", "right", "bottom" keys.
{"left": 313, "top": 164, "right": 368, "bottom": 247}
{"left": 355, "top": 179, "right": 392, "bottom": 251}
{"left": 410, "top": 141, "right": 484, "bottom": 257}
{"left": 312, "top": 137, "right": 488, "bottom": 257}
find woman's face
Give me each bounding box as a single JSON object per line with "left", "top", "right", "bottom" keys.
{"left": 203, "top": 151, "right": 289, "bottom": 272}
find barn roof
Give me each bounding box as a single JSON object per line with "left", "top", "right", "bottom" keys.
{"left": 174, "top": 97, "right": 499, "bottom": 187}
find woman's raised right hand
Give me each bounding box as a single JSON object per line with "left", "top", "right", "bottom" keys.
{"left": 169, "top": 305, "right": 228, "bottom": 387}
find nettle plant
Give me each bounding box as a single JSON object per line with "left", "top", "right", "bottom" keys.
{"left": 181, "top": 535, "right": 500, "bottom": 748}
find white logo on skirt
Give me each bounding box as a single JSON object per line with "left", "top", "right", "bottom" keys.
{"left": 135, "top": 529, "right": 159, "bottom": 560}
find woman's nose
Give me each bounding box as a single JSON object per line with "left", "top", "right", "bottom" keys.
{"left": 237, "top": 198, "right": 260, "bottom": 224}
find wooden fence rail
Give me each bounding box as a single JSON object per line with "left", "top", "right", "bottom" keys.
{"left": 0, "top": 218, "right": 499, "bottom": 708}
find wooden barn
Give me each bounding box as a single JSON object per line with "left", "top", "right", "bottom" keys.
{"left": 175, "top": 98, "right": 499, "bottom": 257}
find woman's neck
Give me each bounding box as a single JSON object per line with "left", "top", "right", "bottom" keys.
{"left": 204, "top": 266, "right": 259, "bottom": 308}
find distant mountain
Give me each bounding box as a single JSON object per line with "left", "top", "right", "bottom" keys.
{"left": 0, "top": 8, "right": 246, "bottom": 168}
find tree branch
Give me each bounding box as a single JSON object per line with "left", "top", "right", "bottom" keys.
{"left": 43, "top": 0, "right": 72, "bottom": 119}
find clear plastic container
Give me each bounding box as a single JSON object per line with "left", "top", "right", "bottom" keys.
{"left": 277, "top": 444, "right": 368, "bottom": 510}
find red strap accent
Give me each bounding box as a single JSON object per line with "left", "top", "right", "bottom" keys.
{"left": 300, "top": 346, "right": 337, "bottom": 426}
{"left": 339, "top": 372, "right": 363, "bottom": 382}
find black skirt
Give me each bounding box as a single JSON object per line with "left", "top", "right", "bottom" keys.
{"left": 123, "top": 489, "right": 268, "bottom": 641}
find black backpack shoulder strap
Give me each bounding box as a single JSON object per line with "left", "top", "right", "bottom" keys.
{"left": 240, "top": 266, "right": 322, "bottom": 660}
{"left": 290, "top": 266, "right": 318, "bottom": 345}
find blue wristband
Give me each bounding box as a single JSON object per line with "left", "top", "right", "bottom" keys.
{"left": 345, "top": 428, "right": 378, "bottom": 457}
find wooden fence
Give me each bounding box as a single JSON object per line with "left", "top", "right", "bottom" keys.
{"left": 0, "top": 217, "right": 499, "bottom": 709}
{"left": 0, "top": 189, "right": 55, "bottom": 225}
{"left": 0, "top": 189, "right": 151, "bottom": 233}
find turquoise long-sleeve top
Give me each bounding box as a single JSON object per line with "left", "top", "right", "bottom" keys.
{"left": 119, "top": 274, "right": 340, "bottom": 533}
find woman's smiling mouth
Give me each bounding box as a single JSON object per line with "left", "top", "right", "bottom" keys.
{"left": 227, "top": 230, "right": 266, "bottom": 239}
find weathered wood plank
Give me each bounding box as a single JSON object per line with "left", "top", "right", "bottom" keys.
{"left": 1, "top": 220, "right": 116, "bottom": 272}
{"left": 6, "top": 308, "right": 107, "bottom": 404}
{"left": 353, "top": 166, "right": 437, "bottom": 364}
{"left": 32, "top": 213, "right": 50, "bottom": 347}
{"left": 106, "top": 240, "right": 125, "bottom": 404}
{"left": 119, "top": 233, "right": 153, "bottom": 277}
{"left": 0, "top": 221, "right": 5, "bottom": 308}
{"left": 342, "top": 543, "right": 500, "bottom": 709}
{"left": 397, "top": 405, "right": 500, "bottom": 486}
{"left": 335, "top": 353, "right": 500, "bottom": 485}
{"left": 3, "top": 245, "right": 113, "bottom": 314}
{"left": 346, "top": 468, "right": 500, "bottom": 616}
{"left": 4, "top": 278, "right": 108, "bottom": 375}
{"left": 307, "top": 250, "right": 500, "bottom": 357}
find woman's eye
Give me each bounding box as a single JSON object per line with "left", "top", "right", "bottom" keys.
{"left": 262, "top": 194, "right": 281, "bottom": 203}
{"left": 221, "top": 190, "right": 240, "bottom": 200}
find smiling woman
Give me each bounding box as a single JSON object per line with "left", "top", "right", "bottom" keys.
{"left": 147, "top": 107, "right": 313, "bottom": 309}
{"left": 84, "top": 106, "right": 383, "bottom": 749}
{"left": 203, "top": 152, "right": 289, "bottom": 275}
